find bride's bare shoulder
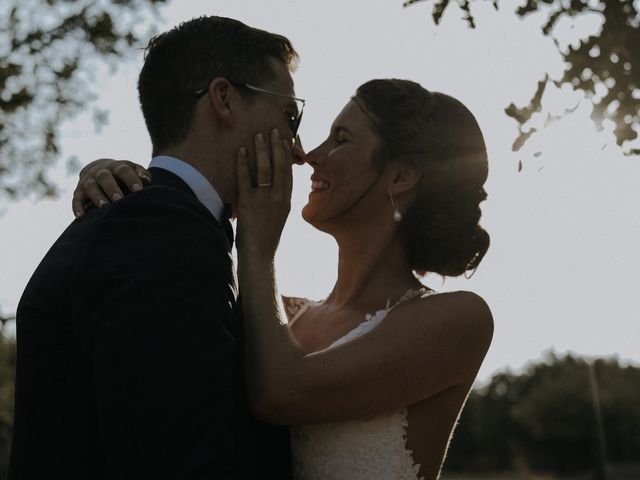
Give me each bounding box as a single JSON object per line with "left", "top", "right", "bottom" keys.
{"left": 391, "top": 290, "right": 493, "bottom": 356}
{"left": 419, "top": 290, "right": 491, "bottom": 331}
{"left": 424, "top": 289, "right": 491, "bottom": 317}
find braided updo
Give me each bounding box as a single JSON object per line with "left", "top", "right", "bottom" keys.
{"left": 355, "top": 79, "right": 490, "bottom": 277}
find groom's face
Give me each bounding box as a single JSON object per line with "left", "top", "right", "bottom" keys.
{"left": 228, "top": 58, "right": 300, "bottom": 210}
{"left": 246, "top": 58, "right": 299, "bottom": 152}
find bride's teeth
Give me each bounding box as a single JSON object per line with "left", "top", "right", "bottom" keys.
{"left": 312, "top": 180, "right": 330, "bottom": 190}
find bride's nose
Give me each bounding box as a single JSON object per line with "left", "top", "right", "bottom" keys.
{"left": 292, "top": 136, "right": 307, "bottom": 165}
{"left": 302, "top": 142, "right": 328, "bottom": 168}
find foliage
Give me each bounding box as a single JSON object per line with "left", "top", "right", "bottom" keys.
{"left": 0, "top": 312, "right": 14, "bottom": 333}
{"left": 404, "top": 0, "right": 640, "bottom": 156}
{"left": 444, "top": 352, "right": 640, "bottom": 474}
{"left": 0, "top": 0, "right": 168, "bottom": 203}
{"left": 444, "top": 371, "right": 529, "bottom": 470}
{"left": 0, "top": 333, "right": 15, "bottom": 478}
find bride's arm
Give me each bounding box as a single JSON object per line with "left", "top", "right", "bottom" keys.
{"left": 236, "top": 130, "right": 493, "bottom": 426}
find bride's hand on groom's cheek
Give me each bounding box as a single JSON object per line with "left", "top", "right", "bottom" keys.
{"left": 236, "top": 128, "right": 293, "bottom": 258}
{"left": 72, "top": 159, "right": 151, "bottom": 218}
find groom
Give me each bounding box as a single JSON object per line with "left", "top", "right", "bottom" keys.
{"left": 9, "top": 16, "right": 302, "bottom": 479}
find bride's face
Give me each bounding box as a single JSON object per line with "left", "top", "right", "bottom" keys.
{"left": 301, "top": 100, "right": 383, "bottom": 230}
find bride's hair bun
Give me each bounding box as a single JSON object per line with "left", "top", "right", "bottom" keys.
{"left": 355, "top": 79, "right": 490, "bottom": 277}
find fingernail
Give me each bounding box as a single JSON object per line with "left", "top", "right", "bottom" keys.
{"left": 133, "top": 183, "right": 142, "bottom": 191}
{"left": 98, "top": 200, "right": 107, "bottom": 207}
{"left": 256, "top": 133, "right": 264, "bottom": 142}
{"left": 239, "top": 147, "right": 247, "bottom": 155}
{"left": 141, "top": 174, "right": 151, "bottom": 183}
{"left": 272, "top": 128, "right": 280, "bottom": 138}
{"left": 74, "top": 211, "right": 83, "bottom": 218}
{"left": 113, "top": 193, "right": 122, "bottom": 201}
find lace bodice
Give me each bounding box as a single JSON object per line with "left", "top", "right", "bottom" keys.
{"left": 287, "top": 289, "right": 434, "bottom": 480}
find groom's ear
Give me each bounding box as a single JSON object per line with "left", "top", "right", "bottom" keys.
{"left": 207, "top": 78, "right": 234, "bottom": 127}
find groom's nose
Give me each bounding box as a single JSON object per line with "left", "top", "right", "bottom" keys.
{"left": 292, "top": 136, "right": 307, "bottom": 165}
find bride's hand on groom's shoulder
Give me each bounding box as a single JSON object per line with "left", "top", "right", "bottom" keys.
{"left": 236, "top": 128, "right": 293, "bottom": 261}
{"left": 72, "top": 159, "right": 151, "bottom": 218}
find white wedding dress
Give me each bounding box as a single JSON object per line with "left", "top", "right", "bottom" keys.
{"left": 284, "top": 289, "right": 435, "bottom": 480}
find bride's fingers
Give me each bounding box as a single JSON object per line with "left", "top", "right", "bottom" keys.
{"left": 254, "top": 132, "right": 272, "bottom": 187}
{"left": 95, "top": 169, "right": 125, "bottom": 201}
{"left": 72, "top": 188, "right": 88, "bottom": 218}
{"left": 112, "top": 163, "right": 145, "bottom": 193}
{"left": 135, "top": 166, "right": 152, "bottom": 184}
{"left": 271, "top": 129, "right": 292, "bottom": 194}
{"left": 271, "top": 131, "right": 292, "bottom": 196}
{"left": 283, "top": 139, "right": 293, "bottom": 197}
{"left": 237, "top": 147, "right": 251, "bottom": 198}
{"left": 83, "top": 178, "right": 110, "bottom": 209}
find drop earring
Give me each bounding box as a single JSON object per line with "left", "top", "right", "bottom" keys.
{"left": 389, "top": 193, "right": 402, "bottom": 222}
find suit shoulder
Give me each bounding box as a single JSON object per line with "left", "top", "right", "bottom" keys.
{"left": 73, "top": 186, "right": 230, "bottom": 266}
{"left": 120, "top": 183, "right": 208, "bottom": 214}
{"left": 85, "top": 184, "right": 220, "bottom": 232}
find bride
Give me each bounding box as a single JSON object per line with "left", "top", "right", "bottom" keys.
{"left": 74, "top": 78, "right": 493, "bottom": 480}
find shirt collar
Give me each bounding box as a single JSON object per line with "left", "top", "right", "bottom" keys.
{"left": 149, "top": 155, "right": 225, "bottom": 222}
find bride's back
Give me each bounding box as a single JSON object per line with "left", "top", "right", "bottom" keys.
{"left": 406, "top": 381, "right": 473, "bottom": 478}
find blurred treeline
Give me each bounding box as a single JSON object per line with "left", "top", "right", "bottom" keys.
{"left": 0, "top": 333, "right": 15, "bottom": 479}
{"left": 0, "top": 342, "right": 638, "bottom": 478}
{"left": 444, "top": 352, "right": 640, "bottom": 477}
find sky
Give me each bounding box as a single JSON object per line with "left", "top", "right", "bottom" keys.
{"left": 1, "top": 0, "right": 639, "bottom": 384}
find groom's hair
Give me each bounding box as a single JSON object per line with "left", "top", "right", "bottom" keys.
{"left": 138, "top": 16, "right": 298, "bottom": 153}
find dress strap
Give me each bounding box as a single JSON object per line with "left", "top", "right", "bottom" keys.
{"left": 386, "top": 287, "right": 434, "bottom": 314}
{"left": 282, "top": 296, "right": 313, "bottom": 323}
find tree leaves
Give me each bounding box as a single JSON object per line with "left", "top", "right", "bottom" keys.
{"left": 404, "top": 0, "right": 477, "bottom": 27}
{"left": 403, "top": 0, "right": 640, "bottom": 158}
{"left": 559, "top": 0, "right": 640, "bottom": 150}
{"left": 0, "top": 332, "right": 15, "bottom": 480}
{"left": 505, "top": 76, "right": 547, "bottom": 152}
{"left": 0, "top": 0, "right": 168, "bottom": 202}
{"left": 505, "top": 76, "right": 548, "bottom": 126}
{"left": 444, "top": 353, "right": 640, "bottom": 473}
{"left": 0, "top": 87, "right": 34, "bottom": 113}
{"left": 516, "top": 0, "right": 640, "bottom": 153}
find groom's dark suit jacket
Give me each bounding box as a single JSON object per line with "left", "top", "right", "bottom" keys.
{"left": 8, "top": 168, "right": 291, "bottom": 479}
